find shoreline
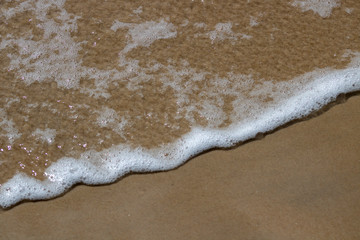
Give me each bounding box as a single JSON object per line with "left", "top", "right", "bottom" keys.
{"left": 1, "top": 94, "right": 359, "bottom": 239}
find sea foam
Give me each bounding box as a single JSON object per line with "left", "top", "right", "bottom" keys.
{"left": 291, "top": 0, "right": 341, "bottom": 18}
{"left": 0, "top": 0, "right": 359, "bottom": 208}
{"left": 1, "top": 65, "right": 359, "bottom": 208}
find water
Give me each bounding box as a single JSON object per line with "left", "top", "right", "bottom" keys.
{"left": 0, "top": 0, "right": 359, "bottom": 208}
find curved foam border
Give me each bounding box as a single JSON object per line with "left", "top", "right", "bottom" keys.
{"left": 1, "top": 66, "right": 359, "bottom": 208}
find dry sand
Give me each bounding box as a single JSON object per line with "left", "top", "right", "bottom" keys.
{"left": 0, "top": 94, "right": 359, "bottom": 240}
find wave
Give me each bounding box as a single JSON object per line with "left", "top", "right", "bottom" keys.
{"left": 1, "top": 65, "right": 359, "bottom": 208}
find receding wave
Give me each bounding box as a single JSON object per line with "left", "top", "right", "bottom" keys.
{"left": 0, "top": 0, "right": 359, "bottom": 208}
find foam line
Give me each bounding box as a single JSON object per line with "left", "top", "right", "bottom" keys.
{"left": 1, "top": 66, "right": 359, "bottom": 208}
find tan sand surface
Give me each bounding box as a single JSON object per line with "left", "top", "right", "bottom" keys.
{"left": 0, "top": 95, "right": 359, "bottom": 239}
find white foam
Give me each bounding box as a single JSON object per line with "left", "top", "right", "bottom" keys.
{"left": 95, "top": 107, "right": 128, "bottom": 136}
{"left": 0, "top": 0, "right": 141, "bottom": 96}
{"left": 0, "top": 109, "right": 21, "bottom": 144}
{"left": 193, "top": 22, "right": 206, "bottom": 28}
{"left": 344, "top": 8, "right": 353, "bottom": 14}
{"left": 290, "top": 0, "right": 341, "bottom": 18}
{"left": 1, "top": 0, "right": 360, "bottom": 208}
{"left": 31, "top": 128, "right": 56, "bottom": 144}
{"left": 249, "top": 16, "right": 260, "bottom": 27}
{"left": 0, "top": 0, "right": 34, "bottom": 20}
{"left": 1, "top": 0, "right": 84, "bottom": 88}
{"left": 207, "top": 22, "right": 252, "bottom": 44}
{"left": 96, "top": 107, "right": 120, "bottom": 128}
{"left": 132, "top": 6, "right": 143, "bottom": 15}
{"left": 111, "top": 19, "right": 177, "bottom": 53}
{"left": 1, "top": 64, "right": 359, "bottom": 208}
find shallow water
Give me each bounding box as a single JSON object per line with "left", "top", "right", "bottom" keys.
{"left": 0, "top": 0, "right": 359, "bottom": 207}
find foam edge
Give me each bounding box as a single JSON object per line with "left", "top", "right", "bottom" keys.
{"left": 0, "top": 67, "right": 359, "bottom": 208}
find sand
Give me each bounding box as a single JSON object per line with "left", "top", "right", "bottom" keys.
{"left": 1, "top": 94, "right": 359, "bottom": 240}
{"left": 1, "top": 0, "right": 360, "bottom": 238}
{"left": 1, "top": 0, "right": 360, "bottom": 183}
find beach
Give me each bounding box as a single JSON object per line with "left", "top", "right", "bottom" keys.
{"left": 1, "top": 0, "right": 360, "bottom": 238}
{"left": 1, "top": 94, "right": 359, "bottom": 240}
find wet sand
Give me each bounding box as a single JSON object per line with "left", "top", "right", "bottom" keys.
{"left": 1, "top": 94, "right": 359, "bottom": 240}
{"left": 1, "top": 0, "right": 360, "bottom": 184}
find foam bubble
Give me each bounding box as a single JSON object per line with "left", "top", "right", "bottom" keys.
{"left": 290, "top": 0, "right": 341, "bottom": 18}
{"left": 111, "top": 19, "right": 177, "bottom": 53}
{"left": 0, "top": 109, "right": 21, "bottom": 144}
{"left": 95, "top": 107, "right": 128, "bottom": 137}
{"left": 31, "top": 128, "right": 57, "bottom": 144}
{"left": 206, "top": 22, "right": 252, "bottom": 44}
{"left": 96, "top": 107, "right": 120, "bottom": 128}
{"left": 249, "top": 16, "right": 260, "bottom": 27}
